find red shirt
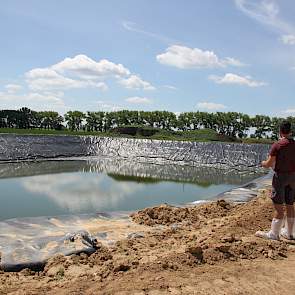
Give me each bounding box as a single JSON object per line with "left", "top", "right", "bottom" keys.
{"left": 270, "top": 137, "right": 295, "bottom": 173}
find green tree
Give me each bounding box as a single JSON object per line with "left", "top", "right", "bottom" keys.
{"left": 18, "top": 107, "right": 38, "bottom": 129}
{"left": 104, "top": 112, "right": 117, "bottom": 131}
{"left": 39, "top": 111, "right": 64, "bottom": 130}
{"left": 237, "top": 113, "right": 251, "bottom": 138}
{"left": 177, "top": 112, "right": 193, "bottom": 131}
{"left": 138, "top": 111, "right": 155, "bottom": 128}
{"left": 252, "top": 115, "right": 272, "bottom": 138}
{"left": 269, "top": 117, "right": 283, "bottom": 140}
{"left": 287, "top": 116, "right": 295, "bottom": 137}
{"left": 64, "top": 111, "right": 85, "bottom": 131}
{"left": 86, "top": 111, "right": 105, "bottom": 131}
{"left": 200, "top": 112, "right": 216, "bottom": 130}
{"left": 115, "top": 110, "right": 135, "bottom": 126}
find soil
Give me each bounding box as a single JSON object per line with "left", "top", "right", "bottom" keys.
{"left": 1, "top": 189, "right": 295, "bottom": 295}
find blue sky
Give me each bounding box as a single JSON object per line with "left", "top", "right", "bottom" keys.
{"left": 0, "top": 0, "right": 294, "bottom": 116}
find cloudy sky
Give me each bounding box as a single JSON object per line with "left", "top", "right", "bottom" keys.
{"left": 0, "top": 0, "right": 294, "bottom": 116}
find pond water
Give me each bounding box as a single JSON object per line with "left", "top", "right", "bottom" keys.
{"left": 0, "top": 158, "right": 264, "bottom": 221}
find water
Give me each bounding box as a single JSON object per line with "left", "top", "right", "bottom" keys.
{"left": 0, "top": 158, "right": 263, "bottom": 221}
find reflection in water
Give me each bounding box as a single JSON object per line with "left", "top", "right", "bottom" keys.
{"left": 107, "top": 174, "right": 161, "bottom": 184}
{"left": 0, "top": 157, "right": 264, "bottom": 185}
{"left": 0, "top": 158, "right": 265, "bottom": 220}
{"left": 21, "top": 173, "right": 142, "bottom": 212}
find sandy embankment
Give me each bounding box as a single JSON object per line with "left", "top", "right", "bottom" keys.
{"left": 1, "top": 189, "right": 295, "bottom": 295}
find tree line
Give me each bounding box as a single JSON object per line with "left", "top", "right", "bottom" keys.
{"left": 0, "top": 107, "right": 294, "bottom": 139}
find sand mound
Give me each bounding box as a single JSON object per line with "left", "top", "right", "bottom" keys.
{"left": 131, "top": 199, "right": 233, "bottom": 226}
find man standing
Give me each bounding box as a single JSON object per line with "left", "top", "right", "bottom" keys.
{"left": 256, "top": 120, "right": 295, "bottom": 240}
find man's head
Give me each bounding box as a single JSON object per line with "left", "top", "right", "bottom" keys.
{"left": 280, "top": 120, "right": 292, "bottom": 137}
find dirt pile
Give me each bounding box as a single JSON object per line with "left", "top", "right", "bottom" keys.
{"left": 131, "top": 199, "right": 233, "bottom": 226}
{"left": 130, "top": 190, "right": 289, "bottom": 266}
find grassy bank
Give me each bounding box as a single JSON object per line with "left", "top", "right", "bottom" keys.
{"left": 0, "top": 127, "right": 273, "bottom": 144}
{"left": 0, "top": 128, "right": 111, "bottom": 137}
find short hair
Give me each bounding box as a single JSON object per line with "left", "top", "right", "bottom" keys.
{"left": 280, "top": 120, "right": 292, "bottom": 134}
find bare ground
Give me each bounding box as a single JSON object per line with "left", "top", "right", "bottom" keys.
{"left": 1, "top": 189, "right": 295, "bottom": 295}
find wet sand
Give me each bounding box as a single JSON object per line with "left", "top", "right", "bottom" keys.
{"left": 2, "top": 183, "right": 295, "bottom": 295}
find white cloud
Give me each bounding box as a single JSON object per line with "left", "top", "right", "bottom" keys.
{"left": 223, "top": 57, "right": 247, "bottom": 67}
{"left": 51, "top": 54, "right": 130, "bottom": 79}
{"left": 197, "top": 102, "right": 227, "bottom": 111}
{"left": 156, "top": 45, "right": 245, "bottom": 69}
{"left": 234, "top": 0, "right": 295, "bottom": 45}
{"left": 234, "top": 0, "right": 280, "bottom": 23}
{"left": 283, "top": 109, "right": 295, "bottom": 115}
{"left": 97, "top": 100, "right": 123, "bottom": 111}
{"left": 122, "top": 20, "right": 178, "bottom": 44}
{"left": 209, "top": 73, "right": 267, "bottom": 87}
{"left": 281, "top": 34, "right": 295, "bottom": 45}
{"left": 25, "top": 68, "right": 108, "bottom": 91}
{"left": 119, "top": 75, "right": 155, "bottom": 90}
{"left": 125, "top": 96, "right": 152, "bottom": 104}
{"left": 163, "top": 85, "right": 178, "bottom": 90}
{"left": 157, "top": 45, "right": 222, "bottom": 69}
{"left": 2, "top": 53, "right": 158, "bottom": 111}
{"left": 95, "top": 82, "right": 108, "bottom": 91}
{"left": 43, "top": 91, "right": 65, "bottom": 98}
{"left": 0, "top": 90, "right": 65, "bottom": 111}
{"left": 5, "top": 84, "right": 22, "bottom": 94}
{"left": 24, "top": 54, "right": 154, "bottom": 95}
{"left": 26, "top": 92, "right": 65, "bottom": 105}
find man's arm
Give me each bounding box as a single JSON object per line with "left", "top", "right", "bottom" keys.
{"left": 261, "top": 155, "right": 276, "bottom": 169}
